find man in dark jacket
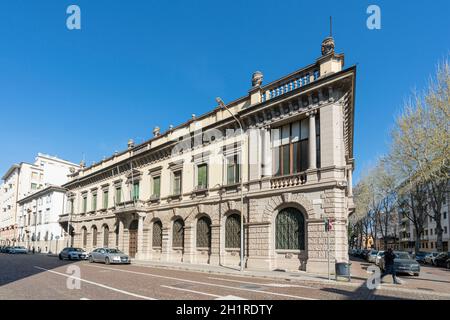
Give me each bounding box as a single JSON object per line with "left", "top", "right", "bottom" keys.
{"left": 381, "top": 248, "right": 399, "bottom": 284}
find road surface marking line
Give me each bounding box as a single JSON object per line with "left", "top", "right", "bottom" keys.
{"left": 85, "top": 265, "right": 317, "bottom": 300}
{"left": 161, "top": 285, "right": 221, "bottom": 298}
{"left": 34, "top": 266, "right": 156, "bottom": 300}
{"left": 207, "top": 276, "right": 317, "bottom": 289}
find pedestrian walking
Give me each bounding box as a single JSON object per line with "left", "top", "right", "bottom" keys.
{"left": 32, "top": 246, "right": 35, "bottom": 254}
{"left": 381, "top": 248, "right": 400, "bottom": 284}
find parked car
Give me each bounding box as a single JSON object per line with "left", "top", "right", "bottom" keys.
{"left": 424, "top": 252, "right": 439, "bottom": 265}
{"left": 375, "top": 251, "right": 385, "bottom": 266}
{"left": 8, "top": 246, "right": 28, "bottom": 254}
{"left": 59, "top": 247, "right": 89, "bottom": 261}
{"left": 434, "top": 252, "right": 450, "bottom": 268}
{"left": 367, "top": 250, "right": 379, "bottom": 263}
{"left": 88, "top": 248, "right": 130, "bottom": 265}
{"left": 379, "top": 251, "right": 420, "bottom": 276}
{"left": 414, "top": 252, "right": 428, "bottom": 264}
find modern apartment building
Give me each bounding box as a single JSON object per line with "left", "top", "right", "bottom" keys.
{"left": 0, "top": 153, "right": 79, "bottom": 245}
{"left": 62, "top": 36, "right": 356, "bottom": 274}
{"left": 399, "top": 190, "right": 449, "bottom": 252}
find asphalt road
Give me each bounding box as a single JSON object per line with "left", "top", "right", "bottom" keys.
{"left": 0, "top": 253, "right": 447, "bottom": 300}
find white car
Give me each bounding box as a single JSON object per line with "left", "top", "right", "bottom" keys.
{"left": 424, "top": 252, "right": 439, "bottom": 265}
{"left": 375, "top": 251, "right": 384, "bottom": 266}
{"left": 367, "top": 250, "right": 379, "bottom": 263}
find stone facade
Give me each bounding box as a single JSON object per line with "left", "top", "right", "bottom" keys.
{"left": 63, "top": 37, "right": 356, "bottom": 274}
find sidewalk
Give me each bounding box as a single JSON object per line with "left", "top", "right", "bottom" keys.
{"left": 131, "top": 258, "right": 450, "bottom": 298}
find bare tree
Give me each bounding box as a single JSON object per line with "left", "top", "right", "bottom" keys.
{"left": 389, "top": 60, "right": 450, "bottom": 252}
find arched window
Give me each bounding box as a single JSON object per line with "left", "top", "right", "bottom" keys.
{"left": 152, "top": 220, "right": 163, "bottom": 248}
{"left": 82, "top": 227, "right": 87, "bottom": 247}
{"left": 276, "top": 207, "right": 305, "bottom": 250}
{"left": 196, "top": 216, "right": 211, "bottom": 248}
{"left": 225, "top": 214, "right": 241, "bottom": 249}
{"left": 172, "top": 219, "right": 184, "bottom": 248}
{"left": 92, "top": 226, "right": 98, "bottom": 247}
{"left": 103, "top": 225, "right": 109, "bottom": 247}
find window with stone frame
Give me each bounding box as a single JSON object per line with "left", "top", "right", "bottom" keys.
{"left": 275, "top": 208, "right": 305, "bottom": 250}
{"left": 152, "top": 220, "right": 163, "bottom": 248}
{"left": 115, "top": 186, "right": 122, "bottom": 204}
{"left": 226, "top": 154, "right": 240, "bottom": 185}
{"left": 92, "top": 226, "right": 98, "bottom": 247}
{"left": 132, "top": 181, "right": 140, "bottom": 201}
{"left": 196, "top": 216, "right": 212, "bottom": 248}
{"left": 92, "top": 192, "right": 97, "bottom": 211}
{"left": 82, "top": 195, "right": 88, "bottom": 213}
{"left": 225, "top": 214, "right": 241, "bottom": 249}
{"left": 172, "top": 218, "right": 184, "bottom": 248}
{"left": 173, "top": 171, "right": 182, "bottom": 195}
{"left": 82, "top": 227, "right": 87, "bottom": 247}
{"left": 103, "top": 225, "right": 109, "bottom": 247}
{"left": 152, "top": 176, "right": 161, "bottom": 198}
{"left": 197, "top": 163, "right": 208, "bottom": 189}
{"left": 103, "top": 190, "right": 109, "bottom": 209}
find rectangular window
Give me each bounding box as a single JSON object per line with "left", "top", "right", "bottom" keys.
{"left": 273, "top": 119, "right": 311, "bottom": 176}
{"left": 445, "top": 227, "right": 448, "bottom": 234}
{"left": 132, "top": 182, "right": 140, "bottom": 201}
{"left": 226, "top": 155, "right": 240, "bottom": 185}
{"left": 103, "top": 190, "right": 109, "bottom": 209}
{"left": 444, "top": 212, "right": 447, "bottom": 219}
{"left": 173, "top": 171, "right": 182, "bottom": 195}
{"left": 153, "top": 176, "right": 161, "bottom": 197}
{"left": 430, "top": 229, "right": 433, "bottom": 235}
{"left": 115, "top": 187, "right": 122, "bottom": 205}
{"left": 31, "top": 183, "right": 37, "bottom": 190}
{"left": 82, "top": 196, "right": 87, "bottom": 213}
{"left": 69, "top": 199, "right": 74, "bottom": 214}
{"left": 92, "top": 193, "right": 97, "bottom": 211}
{"left": 197, "top": 164, "right": 208, "bottom": 189}
{"left": 316, "top": 116, "right": 321, "bottom": 168}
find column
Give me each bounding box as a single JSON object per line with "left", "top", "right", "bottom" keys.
{"left": 347, "top": 168, "right": 353, "bottom": 197}
{"left": 136, "top": 213, "right": 145, "bottom": 260}
{"left": 118, "top": 220, "right": 124, "bottom": 251}
{"left": 183, "top": 225, "right": 194, "bottom": 264}
{"left": 209, "top": 225, "right": 220, "bottom": 265}
{"left": 161, "top": 227, "right": 170, "bottom": 262}
{"left": 308, "top": 111, "right": 317, "bottom": 170}
{"left": 262, "top": 127, "right": 272, "bottom": 177}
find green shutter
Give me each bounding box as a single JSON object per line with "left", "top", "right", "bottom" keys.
{"left": 153, "top": 177, "right": 161, "bottom": 197}
{"left": 103, "top": 191, "right": 108, "bottom": 209}
{"left": 197, "top": 164, "right": 207, "bottom": 188}
{"left": 133, "top": 182, "right": 140, "bottom": 200}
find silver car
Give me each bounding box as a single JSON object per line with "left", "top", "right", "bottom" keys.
{"left": 88, "top": 248, "right": 130, "bottom": 265}
{"left": 9, "top": 246, "right": 28, "bottom": 254}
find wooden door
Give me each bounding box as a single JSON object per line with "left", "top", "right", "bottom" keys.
{"left": 129, "top": 230, "right": 137, "bottom": 258}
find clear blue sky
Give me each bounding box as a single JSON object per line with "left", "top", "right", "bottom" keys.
{"left": 1, "top": 0, "right": 449, "bottom": 184}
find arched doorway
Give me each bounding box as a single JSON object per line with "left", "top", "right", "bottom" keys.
{"left": 128, "top": 220, "right": 139, "bottom": 258}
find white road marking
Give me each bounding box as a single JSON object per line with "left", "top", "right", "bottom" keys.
{"left": 85, "top": 265, "right": 317, "bottom": 300}
{"left": 80, "top": 298, "right": 90, "bottom": 300}
{"left": 34, "top": 266, "right": 156, "bottom": 300}
{"left": 215, "top": 295, "right": 247, "bottom": 300}
{"left": 161, "top": 285, "right": 221, "bottom": 298}
{"left": 207, "top": 276, "right": 317, "bottom": 289}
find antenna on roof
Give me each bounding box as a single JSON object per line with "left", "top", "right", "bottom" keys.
{"left": 330, "top": 16, "right": 333, "bottom": 37}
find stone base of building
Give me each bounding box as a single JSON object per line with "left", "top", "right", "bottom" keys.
{"left": 306, "top": 258, "right": 336, "bottom": 275}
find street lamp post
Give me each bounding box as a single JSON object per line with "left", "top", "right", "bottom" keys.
{"left": 216, "top": 97, "right": 245, "bottom": 272}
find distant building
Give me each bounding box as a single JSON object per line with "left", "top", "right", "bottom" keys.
{"left": 399, "top": 187, "right": 449, "bottom": 252}
{"left": 0, "top": 154, "right": 79, "bottom": 246}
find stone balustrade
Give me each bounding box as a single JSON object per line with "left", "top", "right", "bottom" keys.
{"left": 261, "top": 69, "right": 320, "bottom": 103}
{"left": 270, "top": 172, "right": 307, "bottom": 189}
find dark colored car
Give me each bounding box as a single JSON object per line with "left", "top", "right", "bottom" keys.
{"left": 1, "top": 246, "right": 12, "bottom": 253}
{"left": 414, "top": 252, "right": 428, "bottom": 264}
{"left": 380, "top": 251, "right": 420, "bottom": 276}
{"left": 434, "top": 252, "right": 450, "bottom": 268}
{"left": 59, "top": 247, "right": 89, "bottom": 260}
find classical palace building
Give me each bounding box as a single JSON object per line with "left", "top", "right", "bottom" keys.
{"left": 62, "top": 36, "right": 356, "bottom": 274}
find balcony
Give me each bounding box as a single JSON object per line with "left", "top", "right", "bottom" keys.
{"left": 261, "top": 68, "right": 320, "bottom": 103}
{"left": 270, "top": 172, "right": 307, "bottom": 189}
{"left": 113, "top": 200, "right": 146, "bottom": 214}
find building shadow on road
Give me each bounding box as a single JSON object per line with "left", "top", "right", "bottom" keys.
{"left": 0, "top": 253, "right": 78, "bottom": 288}
{"left": 320, "top": 281, "right": 408, "bottom": 300}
